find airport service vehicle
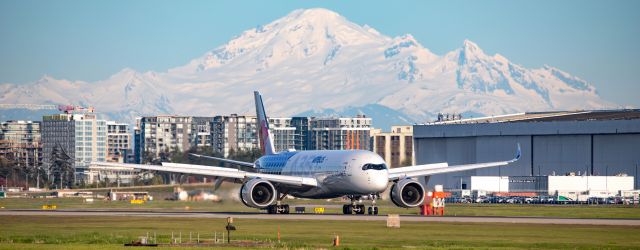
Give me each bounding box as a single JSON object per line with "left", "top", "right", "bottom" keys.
{"left": 93, "top": 91, "right": 520, "bottom": 215}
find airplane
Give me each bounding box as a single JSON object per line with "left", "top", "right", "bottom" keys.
{"left": 92, "top": 91, "right": 520, "bottom": 215}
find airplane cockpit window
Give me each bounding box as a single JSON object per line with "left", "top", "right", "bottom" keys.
{"left": 362, "top": 163, "right": 387, "bottom": 170}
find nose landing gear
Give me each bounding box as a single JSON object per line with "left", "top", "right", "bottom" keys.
{"left": 367, "top": 194, "right": 379, "bottom": 215}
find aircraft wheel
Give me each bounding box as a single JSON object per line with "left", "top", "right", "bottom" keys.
{"left": 373, "top": 207, "right": 379, "bottom": 215}
{"left": 267, "top": 205, "right": 277, "bottom": 214}
{"left": 343, "top": 204, "right": 353, "bottom": 214}
{"left": 282, "top": 204, "right": 290, "bottom": 214}
{"left": 367, "top": 207, "right": 373, "bottom": 215}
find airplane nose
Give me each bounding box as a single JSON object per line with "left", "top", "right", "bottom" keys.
{"left": 370, "top": 170, "right": 389, "bottom": 192}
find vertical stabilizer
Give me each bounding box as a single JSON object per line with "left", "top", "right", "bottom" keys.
{"left": 254, "top": 91, "right": 276, "bottom": 155}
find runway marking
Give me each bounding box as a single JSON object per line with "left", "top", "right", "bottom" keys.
{"left": 1, "top": 209, "right": 639, "bottom": 226}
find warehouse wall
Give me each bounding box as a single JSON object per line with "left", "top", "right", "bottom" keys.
{"left": 414, "top": 119, "right": 640, "bottom": 190}
{"left": 593, "top": 134, "right": 640, "bottom": 189}
{"left": 416, "top": 135, "right": 531, "bottom": 189}
{"left": 532, "top": 135, "right": 591, "bottom": 176}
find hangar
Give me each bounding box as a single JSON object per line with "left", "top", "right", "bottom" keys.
{"left": 413, "top": 110, "right": 640, "bottom": 190}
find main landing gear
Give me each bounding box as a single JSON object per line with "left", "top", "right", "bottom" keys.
{"left": 342, "top": 195, "right": 379, "bottom": 215}
{"left": 266, "top": 192, "right": 290, "bottom": 214}
{"left": 266, "top": 204, "right": 289, "bottom": 214}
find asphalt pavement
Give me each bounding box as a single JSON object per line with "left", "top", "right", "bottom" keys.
{"left": 1, "top": 209, "right": 639, "bottom": 226}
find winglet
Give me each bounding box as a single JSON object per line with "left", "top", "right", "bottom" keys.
{"left": 511, "top": 143, "right": 521, "bottom": 162}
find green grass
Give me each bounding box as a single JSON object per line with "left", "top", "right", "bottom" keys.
{"left": 2, "top": 197, "right": 640, "bottom": 219}
{"left": 0, "top": 215, "right": 639, "bottom": 249}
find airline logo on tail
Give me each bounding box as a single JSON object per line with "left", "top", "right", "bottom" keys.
{"left": 254, "top": 91, "right": 276, "bottom": 155}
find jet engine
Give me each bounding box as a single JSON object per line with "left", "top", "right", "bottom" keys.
{"left": 240, "top": 178, "right": 277, "bottom": 209}
{"left": 390, "top": 178, "right": 425, "bottom": 208}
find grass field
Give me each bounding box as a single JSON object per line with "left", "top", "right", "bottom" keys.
{"left": 2, "top": 197, "right": 640, "bottom": 219}
{"left": 1, "top": 215, "right": 639, "bottom": 249}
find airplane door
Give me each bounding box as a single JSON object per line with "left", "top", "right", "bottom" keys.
{"left": 346, "top": 158, "right": 356, "bottom": 176}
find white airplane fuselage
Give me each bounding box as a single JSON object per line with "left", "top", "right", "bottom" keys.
{"left": 255, "top": 150, "right": 389, "bottom": 199}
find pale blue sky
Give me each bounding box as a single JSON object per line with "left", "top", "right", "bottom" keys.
{"left": 0, "top": 0, "right": 638, "bottom": 106}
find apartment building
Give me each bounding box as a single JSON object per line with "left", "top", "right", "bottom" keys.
{"left": 371, "top": 125, "right": 414, "bottom": 168}
{"left": 106, "top": 121, "right": 131, "bottom": 163}
{"left": 311, "top": 116, "right": 372, "bottom": 150}
{"left": 138, "top": 116, "right": 195, "bottom": 162}
{"left": 0, "top": 120, "right": 42, "bottom": 169}
{"left": 212, "top": 114, "right": 258, "bottom": 157}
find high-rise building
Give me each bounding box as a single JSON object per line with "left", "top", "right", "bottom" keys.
{"left": 371, "top": 125, "right": 414, "bottom": 168}
{"left": 106, "top": 121, "right": 130, "bottom": 163}
{"left": 0, "top": 120, "right": 42, "bottom": 169}
{"left": 212, "top": 114, "right": 258, "bottom": 157}
{"left": 291, "top": 117, "right": 312, "bottom": 151}
{"left": 269, "top": 118, "right": 295, "bottom": 152}
{"left": 138, "top": 116, "right": 195, "bottom": 162}
{"left": 310, "top": 116, "right": 372, "bottom": 150}
{"left": 42, "top": 113, "right": 107, "bottom": 177}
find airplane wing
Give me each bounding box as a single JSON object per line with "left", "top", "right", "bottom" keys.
{"left": 189, "top": 153, "right": 255, "bottom": 167}
{"left": 90, "top": 162, "right": 318, "bottom": 187}
{"left": 388, "top": 144, "right": 521, "bottom": 180}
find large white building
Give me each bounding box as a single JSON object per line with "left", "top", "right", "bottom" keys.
{"left": 42, "top": 113, "right": 107, "bottom": 180}
{"left": 463, "top": 175, "right": 634, "bottom": 200}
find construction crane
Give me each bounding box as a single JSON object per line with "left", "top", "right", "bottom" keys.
{"left": 55, "top": 105, "right": 95, "bottom": 114}
{"left": 0, "top": 104, "right": 94, "bottom": 114}
{"left": 0, "top": 104, "right": 58, "bottom": 110}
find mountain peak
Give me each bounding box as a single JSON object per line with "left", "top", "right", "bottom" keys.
{"left": 462, "top": 39, "right": 484, "bottom": 56}
{"left": 289, "top": 8, "right": 341, "bottom": 20}
{"left": 186, "top": 7, "right": 389, "bottom": 72}
{"left": 457, "top": 39, "right": 489, "bottom": 66}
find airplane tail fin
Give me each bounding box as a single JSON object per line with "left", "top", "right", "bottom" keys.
{"left": 254, "top": 91, "right": 276, "bottom": 155}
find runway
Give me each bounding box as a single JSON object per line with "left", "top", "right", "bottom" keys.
{"left": 1, "top": 209, "right": 639, "bottom": 226}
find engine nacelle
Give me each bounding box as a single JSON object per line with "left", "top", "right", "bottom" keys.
{"left": 390, "top": 178, "right": 425, "bottom": 208}
{"left": 240, "top": 178, "right": 277, "bottom": 209}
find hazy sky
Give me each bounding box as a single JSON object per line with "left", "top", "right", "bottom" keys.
{"left": 0, "top": 0, "right": 638, "bottom": 107}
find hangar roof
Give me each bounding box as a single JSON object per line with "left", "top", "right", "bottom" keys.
{"left": 426, "top": 109, "right": 640, "bottom": 125}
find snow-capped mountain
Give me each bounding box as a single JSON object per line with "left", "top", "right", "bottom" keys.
{"left": 0, "top": 8, "right": 615, "bottom": 128}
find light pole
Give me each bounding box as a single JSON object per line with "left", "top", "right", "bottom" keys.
{"left": 537, "top": 165, "right": 539, "bottom": 176}
{"left": 498, "top": 165, "right": 502, "bottom": 193}
{"left": 635, "top": 163, "right": 638, "bottom": 190}
{"left": 606, "top": 165, "right": 609, "bottom": 192}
